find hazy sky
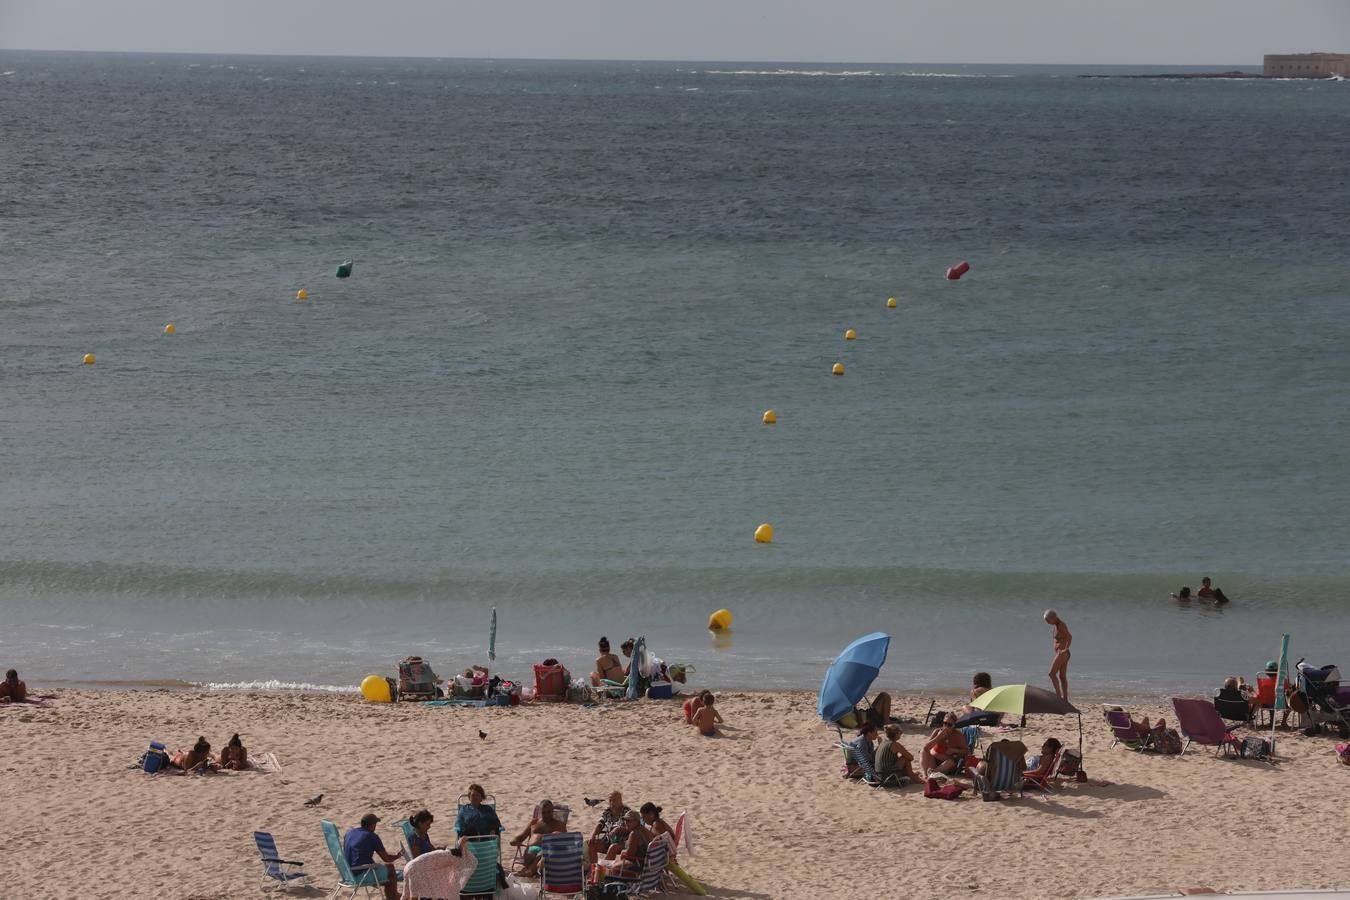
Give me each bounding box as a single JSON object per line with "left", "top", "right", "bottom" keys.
{"left": 2, "top": 0, "right": 1347, "bottom": 64}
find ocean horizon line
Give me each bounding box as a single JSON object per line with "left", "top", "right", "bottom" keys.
{"left": 0, "top": 47, "right": 1264, "bottom": 70}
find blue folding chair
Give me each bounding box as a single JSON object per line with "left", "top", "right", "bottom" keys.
{"left": 252, "top": 831, "right": 311, "bottom": 892}
{"left": 539, "top": 831, "right": 585, "bottom": 899}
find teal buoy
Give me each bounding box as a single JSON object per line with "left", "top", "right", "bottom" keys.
{"left": 335, "top": 259, "right": 354, "bottom": 279}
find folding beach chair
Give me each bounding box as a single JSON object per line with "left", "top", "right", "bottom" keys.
{"left": 606, "top": 836, "right": 669, "bottom": 898}
{"left": 1214, "top": 693, "right": 1256, "bottom": 732}
{"left": 510, "top": 802, "right": 570, "bottom": 871}
{"left": 1103, "top": 707, "right": 1155, "bottom": 751}
{"left": 320, "top": 820, "right": 402, "bottom": 900}
{"left": 459, "top": 835, "right": 500, "bottom": 899}
{"left": 1024, "top": 748, "right": 1081, "bottom": 792}
{"left": 973, "top": 740, "right": 1026, "bottom": 800}
{"left": 848, "top": 740, "right": 905, "bottom": 787}
{"left": 533, "top": 662, "right": 569, "bottom": 702}
{"left": 397, "top": 656, "right": 443, "bottom": 701}
{"left": 1172, "top": 697, "right": 1241, "bottom": 758}
{"left": 253, "top": 830, "right": 311, "bottom": 892}
{"left": 395, "top": 819, "right": 418, "bottom": 863}
{"left": 538, "top": 831, "right": 585, "bottom": 899}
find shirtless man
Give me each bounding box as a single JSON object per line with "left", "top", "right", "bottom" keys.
{"left": 1044, "top": 609, "right": 1071, "bottom": 702}
{"left": 509, "top": 799, "right": 567, "bottom": 877}
{"left": 590, "top": 637, "right": 625, "bottom": 686}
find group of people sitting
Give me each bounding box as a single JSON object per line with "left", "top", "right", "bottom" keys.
{"left": 342, "top": 784, "right": 677, "bottom": 899}
{"left": 166, "top": 734, "right": 250, "bottom": 772}
{"left": 1214, "top": 660, "right": 1296, "bottom": 728}
{"left": 847, "top": 712, "right": 1069, "bottom": 791}
{"left": 585, "top": 791, "right": 675, "bottom": 882}
{"left": 588, "top": 636, "right": 689, "bottom": 691}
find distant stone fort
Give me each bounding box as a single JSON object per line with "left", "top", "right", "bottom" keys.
{"left": 1263, "top": 53, "right": 1350, "bottom": 77}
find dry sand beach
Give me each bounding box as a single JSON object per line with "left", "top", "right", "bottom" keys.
{"left": 4, "top": 689, "right": 1350, "bottom": 899}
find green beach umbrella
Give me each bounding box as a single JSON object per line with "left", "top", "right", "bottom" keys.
{"left": 973, "top": 684, "right": 1083, "bottom": 753}
{"left": 1270, "top": 633, "right": 1290, "bottom": 752}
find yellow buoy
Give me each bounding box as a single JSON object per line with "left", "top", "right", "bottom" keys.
{"left": 82, "top": 353, "right": 96, "bottom": 365}
{"left": 296, "top": 288, "right": 309, "bottom": 301}
{"left": 708, "top": 608, "right": 733, "bottom": 630}
{"left": 762, "top": 409, "right": 777, "bottom": 424}
{"left": 163, "top": 323, "right": 176, "bottom": 335}
{"left": 831, "top": 362, "right": 844, "bottom": 376}
{"left": 754, "top": 523, "right": 774, "bottom": 544}
{"left": 887, "top": 297, "right": 897, "bottom": 308}
{"left": 844, "top": 329, "right": 857, "bottom": 341}
{"left": 360, "top": 674, "right": 391, "bottom": 703}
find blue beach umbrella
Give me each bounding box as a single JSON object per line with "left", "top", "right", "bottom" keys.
{"left": 817, "top": 632, "right": 891, "bottom": 723}
{"left": 628, "top": 635, "right": 647, "bottom": 701}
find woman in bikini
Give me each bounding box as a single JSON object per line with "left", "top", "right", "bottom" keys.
{"left": 218, "top": 733, "right": 249, "bottom": 770}
{"left": 921, "top": 714, "right": 969, "bottom": 776}
{"left": 1044, "top": 609, "right": 1072, "bottom": 702}
{"left": 590, "top": 636, "right": 626, "bottom": 686}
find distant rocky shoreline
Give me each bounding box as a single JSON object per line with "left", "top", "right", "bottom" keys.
{"left": 1080, "top": 70, "right": 1342, "bottom": 80}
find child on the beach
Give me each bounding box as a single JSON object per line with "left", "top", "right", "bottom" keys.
{"left": 691, "top": 693, "right": 723, "bottom": 736}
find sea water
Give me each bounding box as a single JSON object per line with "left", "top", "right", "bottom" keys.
{"left": 2, "top": 54, "right": 1348, "bottom": 695}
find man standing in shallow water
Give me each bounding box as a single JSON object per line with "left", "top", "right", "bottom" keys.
{"left": 1044, "top": 610, "right": 1071, "bottom": 702}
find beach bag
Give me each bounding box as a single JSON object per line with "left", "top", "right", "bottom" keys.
{"left": 928, "top": 709, "right": 948, "bottom": 729}
{"left": 836, "top": 709, "right": 863, "bottom": 730}
{"left": 1240, "top": 736, "right": 1271, "bottom": 760}
{"left": 1154, "top": 728, "right": 1183, "bottom": 755}
{"left": 923, "top": 777, "right": 965, "bottom": 800}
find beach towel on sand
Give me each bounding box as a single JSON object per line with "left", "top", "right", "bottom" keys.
{"left": 400, "top": 848, "right": 476, "bottom": 899}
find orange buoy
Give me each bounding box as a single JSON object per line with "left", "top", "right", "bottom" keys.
{"left": 945, "top": 261, "right": 970, "bottom": 280}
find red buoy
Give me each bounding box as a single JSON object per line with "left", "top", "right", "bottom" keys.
{"left": 945, "top": 260, "right": 970, "bottom": 280}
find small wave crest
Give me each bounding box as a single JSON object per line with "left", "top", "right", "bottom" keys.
{"left": 703, "top": 69, "right": 883, "bottom": 78}
{"left": 198, "top": 680, "right": 359, "bottom": 693}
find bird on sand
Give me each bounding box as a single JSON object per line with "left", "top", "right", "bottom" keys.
{"left": 304, "top": 793, "right": 324, "bottom": 807}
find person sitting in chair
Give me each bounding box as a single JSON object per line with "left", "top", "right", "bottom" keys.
{"left": 847, "top": 722, "right": 879, "bottom": 778}
{"left": 596, "top": 811, "right": 653, "bottom": 879}
{"left": 1023, "top": 738, "right": 1063, "bottom": 786}
{"left": 921, "top": 714, "right": 970, "bottom": 776}
{"left": 342, "top": 813, "right": 402, "bottom": 900}
{"left": 510, "top": 799, "right": 566, "bottom": 878}
{"left": 407, "top": 809, "right": 442, "bottom": 858}
{"left": 1216, "top": 676, "right": 1256, "bottom": 718}
{"left": 875, "top": 724, "right": 917, "bottom": 782}
{"left": 587, "top": 791, "right": 630, "bottom": 866}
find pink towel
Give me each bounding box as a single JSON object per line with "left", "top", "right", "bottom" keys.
{"left": 400, "top": 849, "right": 476, "bottom": 900}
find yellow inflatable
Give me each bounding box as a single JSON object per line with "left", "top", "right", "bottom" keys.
{"left": 360, "top": 674, "right": 391, "bottom": 703}
{"left": 754, "top": 523, "right": 774, "bottom": 544}
{"left": 708, "top": 608, "right": 733, "bottom": 630}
